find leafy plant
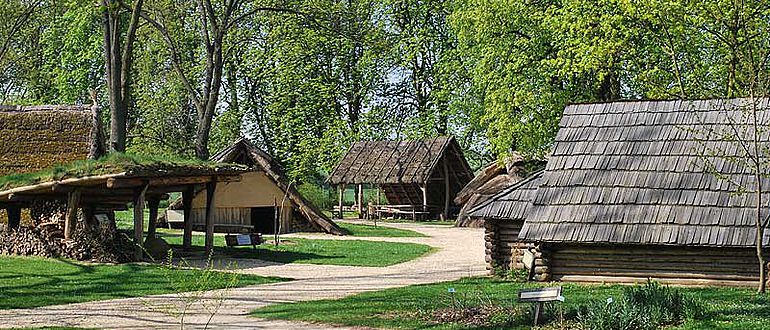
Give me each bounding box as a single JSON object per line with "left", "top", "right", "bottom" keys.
{"left": 577, "top": 281, "right": 703, "bottom": 330}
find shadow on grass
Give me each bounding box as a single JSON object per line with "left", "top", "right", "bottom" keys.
{"left": 170, "top": 244, "right": 338, "bottom": 265}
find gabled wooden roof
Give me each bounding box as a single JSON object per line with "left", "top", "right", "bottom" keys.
{"left": 328, "top": 136, "right": 473, "bottom": 185}
{"left": 210, "top": 138, "right": 344, "bottom": 235}
{"left": 519, "top": 99, "right": 770, "bottom": 248}
{"left": 467, "top": 170, "right": 543, "bottom": 221}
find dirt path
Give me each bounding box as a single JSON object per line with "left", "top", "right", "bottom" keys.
{"left": 0, "top": 221, "right": 486, "bottom": 329}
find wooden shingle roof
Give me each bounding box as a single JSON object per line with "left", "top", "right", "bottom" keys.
{"left": 328, "top": 136, "right": 473, "bottom": 185}
{"left": 467, "top": 170, "right": 543, "bottom": 221}
{"left": 519, "top": 99, "right": 770, "bottom": 247}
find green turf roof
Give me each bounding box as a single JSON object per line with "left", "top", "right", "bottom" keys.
{"left": 0, "top": 153, "right": 247, "bottom": 191}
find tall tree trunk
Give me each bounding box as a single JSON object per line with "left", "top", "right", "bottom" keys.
{"left": 103, "top": 0, "right": 143, "bottom": 153}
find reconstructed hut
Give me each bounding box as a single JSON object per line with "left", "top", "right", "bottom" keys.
{"left": 454, "top": 153, "right": 545, "bottom": 227}
{"left": 515, "top": 99, "right": 770, "bottom": 287}
{"left": 328, "top": 136, "right": 474, "bottom": 220}
{"left": 0, "top": 105, "right": 97, "bottom": 176}
{"left": 468, "top": 171, "right": 543, "bottom": 275}
{"left": 168, "top": 138, "right": 343, "bottom": 235}
{"left": 0, "top": 105, "right": 101, "bottom": 224}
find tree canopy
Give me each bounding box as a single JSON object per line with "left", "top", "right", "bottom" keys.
{"left": 1, "top": 0, "right": 767, "bottom": 182}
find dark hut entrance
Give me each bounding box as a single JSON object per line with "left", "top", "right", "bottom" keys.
{"left": 251, "top": 206, "right": 276, "bottom": 234}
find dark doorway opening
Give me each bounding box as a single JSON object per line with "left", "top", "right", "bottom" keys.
{"left": 251, "top": 207, "right": 276, "bottom": 234}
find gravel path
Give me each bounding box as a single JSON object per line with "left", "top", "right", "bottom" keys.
{"left": 0, "top": 221, "right": 485, "bottom": 329}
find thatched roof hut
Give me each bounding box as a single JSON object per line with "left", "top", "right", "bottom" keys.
{"left": 454, "top": 153, "right": 544, "bottom": 227}
{"left": 488, "top": 99, "right": 770, "bottom": 287}
{"left": 0, "top": 105, "right": 98, "bottom": 176}
{"left": 171, "top": 138, "right": 344, "bottom": 235}
{"left": 328, "top": 136, "right": 473, "bottom": 220}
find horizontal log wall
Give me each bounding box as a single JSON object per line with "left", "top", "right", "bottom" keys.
{"left": 545, "top": 244, "right": 761, "bottom": 287}
{"left": 485, "top": 219, "right": 532, "bottom": 274}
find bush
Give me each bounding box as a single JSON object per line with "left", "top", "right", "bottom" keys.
{"left": 297, "top": 182, "right": 335, "bottom": 210}
{"left": 577, "top": 281, "right": 703, "bottom": 330}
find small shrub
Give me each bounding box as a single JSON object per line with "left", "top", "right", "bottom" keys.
{"left": 577, "top": 281, "right": 703, "bottom": 330}
{"left": 297, "top": 183, "right": 335, "bottom": 210}
{"left": 493, "top": 266, "right": 529, "bottom": 282}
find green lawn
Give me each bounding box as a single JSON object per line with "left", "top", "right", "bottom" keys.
{"left": 160, "top": 231, "right": 434, "bottom": 267}
{"left": 0, "top": 255, "right": 286, "bottom": 310}
{"left": 337, "top": 222, "right": 426, "bottom": 237}
{"left": 251, "top": 277, "right": 770, "bottom": 330}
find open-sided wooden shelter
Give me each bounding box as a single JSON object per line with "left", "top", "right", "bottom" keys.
{"left": 328, "top": 136, "right": 473, "bottom": 220}
{"left": 167, "top": 138, "right": 344, "bottom": 235}
{"left": 0, "top": 158, "right": 247, "bottom": 258}
{"left": 485, "top": 99, "right": 770, "bottom": 287}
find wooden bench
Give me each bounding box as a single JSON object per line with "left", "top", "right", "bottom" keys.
{"left": 224, "top": 233, "right": 264, "bottom": 250}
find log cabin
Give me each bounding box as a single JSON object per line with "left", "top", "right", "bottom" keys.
{"left": 478, "top": 99, "right": 770, "bottom": 287}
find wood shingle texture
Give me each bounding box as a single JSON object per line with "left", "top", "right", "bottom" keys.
{"left": 0, "top": 105, "right": 93, "bottom": 176}
{"left": 328, "top": 136, "right": 474, "bottom": 214}
{"left": 519, "top": 99, "right": 770, "bottom": 248}
{"left": 468, "top": 171, "right": 543, "bottom": 273}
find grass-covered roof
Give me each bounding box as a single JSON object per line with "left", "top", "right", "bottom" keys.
{"left": 0, "top": 153, "right": 247, "bottom": 191}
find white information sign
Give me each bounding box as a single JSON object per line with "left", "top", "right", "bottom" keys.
{"left": 236, "top": 234, "right": 252, "bottom": 245}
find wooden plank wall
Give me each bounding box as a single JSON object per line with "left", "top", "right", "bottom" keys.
{"left": 546, "top": 245, "right": 761, "bottom": 287}
{"left": 191, "top": 207, "right": 250, "bottom": 227}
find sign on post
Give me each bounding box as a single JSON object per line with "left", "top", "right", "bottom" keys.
{"left": 518, "top": 287, "right": 564, "bottom": 326}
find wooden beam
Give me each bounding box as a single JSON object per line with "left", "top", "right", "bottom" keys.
{"left": 146, "top": 197, "right": 160, "bottom": 243}
{"left": 338, "top": 184, "right": 345, "bottom": 219}
{"left": 64, "top": 190, "right": 81, "bottom": 239}
{"left": 6, "top": 206, "right": 21, "bottom": 230}
{"left": 133, "top": 183, "right": 149, "bottom": 260}
{"left": 107, "top": 175, "right": 241, "bottom": 189}
{"left": 204, "top": 182, "right": 218, "bottom": 255}
{"left": 421, "top": 184, "right": 428, "bottom": 213}
{"left": 443, "top": 157, "right": 450, "bottom": 221}
{"left": 0, "top": 173, "right": 125, "bottom": 200}
{"left": 357, "top": 184, "right": 364, "bottom": 219}
{"left": 182, "top": 186, "right": 194, "bottom": 250}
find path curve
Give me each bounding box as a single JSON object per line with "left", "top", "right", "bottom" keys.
{"left": 0, "top": 221, "right": 485, "bottom": 329}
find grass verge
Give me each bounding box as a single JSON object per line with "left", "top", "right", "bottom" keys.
{"left": 0, "top": 255, "right": 286, "bottom": 310}
{"left": 251, "top": 277, "right": 769, "bottom": 330}
{"left": 161, "top": 232, "right": 434, "bottom": 267}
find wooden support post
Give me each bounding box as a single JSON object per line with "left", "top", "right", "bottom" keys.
{"left": 443, "top": 158, "right": 451, "bottom": 221}
{"left": 357, "top": 184, "right": 364, "bottom": 219}
{"left": 338, "top": 184, "right": 345, "bottom": 219}
{"left": 420, "top": 184, "right": 428, "bottom": 218}
{"left": 133, "top": 184, "right": 148, "bottom": 260}
{"left": 146, "top": 197, "right": 160, "bottom": 242}
{"left": 6, "top": 206, "right": 21, "bottom": 230}
{"left": 204, "top": 182, "right": 217, "bottom": 255}
{"left": 64, "top": 190, "right": 81, "bottom": 239}
{"left": 182, "top": 186, "right": 194, "bottom": 250}
{"left": 82, "top": 205, "right": 95, "bottom": 231}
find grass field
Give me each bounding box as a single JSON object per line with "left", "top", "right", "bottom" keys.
{"left": 252, "top": 277, "right": 770, "bottom": 330}
{"left": 0, "top": 256, "right": 286, "bottom": 310}
{"left": 161, "top": 232, "right": 434, "bottom": 267}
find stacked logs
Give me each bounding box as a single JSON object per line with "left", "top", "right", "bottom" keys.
{"left": 528, "top": 246, "right": 551, "bottom": 282}
{"left": 0, "top": 219, "right": 136, "bottom": 263}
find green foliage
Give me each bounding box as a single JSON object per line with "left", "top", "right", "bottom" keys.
{"left": 577, "top": 281, "right": 703, "bottom": 330}
{"left": 296, "top": 182, "right": 335, "bottom": 211}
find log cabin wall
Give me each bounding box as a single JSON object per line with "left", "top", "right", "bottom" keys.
{"left": 484, "top": 219, "right": 532, "bottom": 273}
{"left": 543, "top": 244, "right": 762, "bottom": 287}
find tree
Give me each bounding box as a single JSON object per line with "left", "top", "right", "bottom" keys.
{"left": 102, "top": 0, "right": 143, "bottom": 152}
